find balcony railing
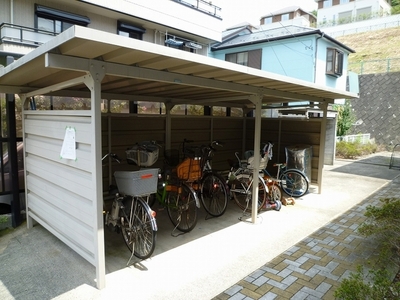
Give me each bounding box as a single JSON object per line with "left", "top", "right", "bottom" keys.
{"left": 0, "top": 23, "right": 56, "bottom": 47}
{"left": 172, "top": 0, "right": 222, "bottom": 19}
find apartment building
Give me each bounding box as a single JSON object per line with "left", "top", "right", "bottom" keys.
{"left": 260, "top": 6, "right": 317, "bottom": 28}
{"left": 315, "top": 0, "right": 392, "bottom": 26}
{"left": 0, "top": 0, "right": 222, "bottom": 220}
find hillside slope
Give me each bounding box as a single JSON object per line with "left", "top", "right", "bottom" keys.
{"left": 336, "top": 27, "right": 400, "bottom": 73}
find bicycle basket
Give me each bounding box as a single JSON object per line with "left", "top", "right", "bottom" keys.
{"left": 114, "top": 169, "right": 158, "bottom": 196}
{"left": 177, "top": 158, "right": 201, "bottom": 182}
{"left": 126, "top": 141, "right": 159, "bottom": 167}
{"left": 247, "top": 155, "right": 268, "bottom": 170}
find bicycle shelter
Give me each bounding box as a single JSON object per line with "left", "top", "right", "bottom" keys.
{"left": 0, "top": 26, "right": 358, "bottom": 289}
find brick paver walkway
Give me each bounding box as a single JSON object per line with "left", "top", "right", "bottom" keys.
{"left": 213, "top": 176, "right": 400, "bottom": 300}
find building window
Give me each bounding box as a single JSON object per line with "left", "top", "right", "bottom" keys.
{"left": 226, "top": 52, "right": 248, "bottom": 66}
{"left": 117, "top": 21, "right": 145, "bottom": 40}
{"left": 264, "top": 17, "right": 272, "bottom": 24}
{"left": 35, "top": 5, "right": 90, "bottom": 33}
{"left": 323, "top": 0, "right": 333, "bottom": 8}
{"left": 281, "top": 13, "right": 289, "bottom": 21}
{"left": 326, "top": 48, "right": 343, "bottom": 77}
{"left": 225, "top": 49, "right": 262, "bottom": 69}
{"left": 340, "top": 0, "right": 349, "bottom": 4}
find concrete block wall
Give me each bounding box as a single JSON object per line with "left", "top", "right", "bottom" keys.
{"left": 349, "top": 72, "right": 400, "bottom": 147}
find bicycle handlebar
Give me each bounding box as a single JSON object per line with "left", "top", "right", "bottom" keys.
{"left": 102, "top": 153, "right": 121, "bottom": 163}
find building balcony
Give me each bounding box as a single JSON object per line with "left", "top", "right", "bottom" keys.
{"left": 172, "top": 0, "right": 222, "bottom": 19}
{"left": 0, "top": 23, "right": 56, "bottom": 56}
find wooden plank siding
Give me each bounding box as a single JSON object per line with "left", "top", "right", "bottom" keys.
{"left": 101, "top": 115, "right": 334, "bottom": 189}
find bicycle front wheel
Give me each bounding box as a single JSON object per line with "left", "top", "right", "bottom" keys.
{"left": 231, "top": 174, "right": 267, "bottom": 213}
{"left": 200, "top": 172, "right": 228, "bottom": 217}
{"left": 166, "top": 183, "right": 198, "bottom": 232}
{"left": 120, "top": 197, "right": 157, "bottom": 260}
{"left": 280, "top": 170, "right": 309, "bottom": 198}
{"left": 266, "top": 182, "right": 282, "bottom": 203}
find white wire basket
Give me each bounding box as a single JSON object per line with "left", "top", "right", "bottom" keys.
{"left": 126, "top": 142, "right": 159, "bottom": 167}
{"left": 247, "top": 155, "right": 268, "bottom": 170}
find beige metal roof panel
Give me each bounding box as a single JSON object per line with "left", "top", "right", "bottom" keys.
{"left": 0, "top": 26, "right": 358, "bottom": 106}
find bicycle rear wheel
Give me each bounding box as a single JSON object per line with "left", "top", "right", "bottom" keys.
{"left": 120, "top": 197, "right": 157, "bottom": 260}
{"left": 166, "top": 183, "right": 198, "bottom": 232}
{"left": 200, "top": 172, "right": 228, "bottom": 217}
{"left": 279, "top": 169, "right": 309, "bottom": 197}
{"left": 231, "top": 173, "right": 267, "bottom": 213}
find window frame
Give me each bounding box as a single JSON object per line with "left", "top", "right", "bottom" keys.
{"left": 225, "top": 49, "right": 262, "bottom": 69}
{"left": 35, "top": 4, "right": 90, "bottom": 34}
{"left": 326, "top": 48, "right": 344, "bottom": 77}
{"left": 281, "top": 13, "right": 290, "bottom": 21}
{"left": 117, "top": 21, "right": 145, "bottom": 40}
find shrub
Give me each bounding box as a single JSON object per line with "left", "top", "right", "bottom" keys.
{"left": 334, "top": 266, "right": 400, "bottom": 299}
{"left": 335, "top": 198, "right": 400, "bottom": 299}
{"left": 336, "top": 141, "right": 378, "bottom": 159}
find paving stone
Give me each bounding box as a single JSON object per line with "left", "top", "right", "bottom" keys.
{"left": 277, "top": 268, "right": 293, "bottom": 278}
{"left": 281, "top": 275, "right": 297, "bottom": 286}
{"left": 253, "top": 275, "right": 269, "bottom": 287}
{"left": 259, "top": 292, "right": 277, "bottom": 300}
{"left": 227, "top": 292, "right": 246, "bottom": 300}
{"left": 225, "top": 285, "right": 243, "bottom": 296}
{"left": 241, "top": 287, "right": 263, "bottom": 299}
{"left": 260, "top": 266, "right": 280, "bottom": 275}
{"left": 250, "top": 269, "right": 267, "bottom": 279}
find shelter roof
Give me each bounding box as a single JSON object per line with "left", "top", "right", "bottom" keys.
{"left": 0, "top": 26, "right": 358, "bottom": 108}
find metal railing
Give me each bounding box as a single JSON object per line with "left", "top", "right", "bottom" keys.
{"left": 337, "top": 133, "right": 371, "bottom": 144}
{"left": 172, "top": 0, "right": 222, "bottom": 19}
{"left": 0, "top": 23, "right": 56, "bottom": 47}
{"left": 348, "top": 57, "right": 400, "bottom": 75}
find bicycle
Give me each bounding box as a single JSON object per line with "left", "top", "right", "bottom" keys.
{"left": 182, "top": 139, "right": 229, "bottom": 218}
{"left": 259, "top": 142, "right": 309, "bottom": 198}
{"left": 226, "top": 151, "right": 270, "bottom": 214}
{"left": 102, "top": 153, "right": 157, "bottom": 261}
{"left": 130, "top": 141, "right": 200, "bottom": 234}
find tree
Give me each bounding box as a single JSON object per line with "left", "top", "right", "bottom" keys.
{"left": 334, "top": 99, "right": 355, "bottom": 137}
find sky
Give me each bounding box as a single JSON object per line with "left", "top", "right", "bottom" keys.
{"left": 213, "top": 0, "right": 318, "bottom": 29}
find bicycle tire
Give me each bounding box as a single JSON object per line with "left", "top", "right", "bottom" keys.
{"left": 166, "top": 183, "right": 198, "bottom": 232}
{"left": 266, "top": 183, "right": 283, "bottom": 203}
{"left": 231, "top": 173, "right": 267, "bottom": 213}
{"left": 200, "top": 172, "right": 228, "bottom": 217}
{"left": 279, "top": 169, "right": 309, "bottom": 198}
{"left": 263, "top": 183, "right": 283, "bottom": 210}
{"left": 120, "top": 197, "right": 157, "bottom": 260}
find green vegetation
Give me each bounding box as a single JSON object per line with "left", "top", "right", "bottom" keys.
{"left": 335, "top": 198, "right": 400, "bottom": 299}
{"left": 333, "top": 100, "right": 355, "bottom": 137}
{"left": 336, "top": 140, "right": 378, "bottom": 159}
{"left": 334, "top": 266, "right": 400, "bottom": 299}
{"left": 336, "top": 27, "right": 400, "bottom": 72}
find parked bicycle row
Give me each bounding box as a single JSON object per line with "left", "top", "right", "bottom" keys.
{"left": 102, "top": 139, "right": 310, "bottom": 263}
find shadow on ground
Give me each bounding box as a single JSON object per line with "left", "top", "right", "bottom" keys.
{"left": 331, "top": 154, "right": 399, "bottom": 180}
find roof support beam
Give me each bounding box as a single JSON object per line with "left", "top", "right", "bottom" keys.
{"left": 44, "top": 53, "right": 327, "bottom": 102}
{"left": 22, "top": 75, "right": 88, "bottom": 98}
